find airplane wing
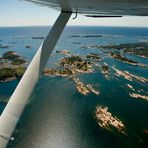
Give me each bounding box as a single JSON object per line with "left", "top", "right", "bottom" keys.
{"left": 26, "top": 0, "right": 148, "bottom": 16}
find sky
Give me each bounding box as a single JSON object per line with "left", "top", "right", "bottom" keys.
{"left": 0, "top": 0, "right": 148, "bottom": 27}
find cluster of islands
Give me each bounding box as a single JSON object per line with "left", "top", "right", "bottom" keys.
{"left": 0, "top": 37, "right": 148, "bottom": 138}
{"left": 81, "top": 42, "right": 148, "bottom": 67}
{"left": 0, "top": 36, "right": 46, "bottom": 81}
{"left": 0, "top": 41, "right": 147, "bottom": 100}
{"left": 79, "top": 42, "right": 148, "bottom": 101}
{"left": 0, "top": 36, "right": 45, "bottom": 50}
{"left": 113, "top": 67, "right": 148, "bottom": 83}
{"left": 113, "top": 67, "right": 148, "bottom": 101}
{"left": 0, "top": 50, "right": 100, "bottom": 95}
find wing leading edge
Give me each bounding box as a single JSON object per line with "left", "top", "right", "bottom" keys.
{"left": 25, "top": 0, "right": 148, "bottom": 16}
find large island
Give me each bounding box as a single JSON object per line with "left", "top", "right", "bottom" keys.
{"left": 0, "top": 51, "right": 26, "bottom": 82}
{"left": 43, "top": 55, "right": 99, "bottom": 95}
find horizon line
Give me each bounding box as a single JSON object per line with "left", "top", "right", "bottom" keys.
{"left": 0, "top": 25, "right": 148, "bottom": 28}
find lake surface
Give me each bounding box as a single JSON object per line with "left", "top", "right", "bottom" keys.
{"left": 0, "top": 26, "right": 148, "bottom": 148}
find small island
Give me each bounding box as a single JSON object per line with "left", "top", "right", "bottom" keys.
{"left": 56, "top": 50, "right": 70, "bottom": 55}
{"left": 86, "top": 53, "right": 101, "bottom": 61}
{"left": 73, "top": 42, "right": 81, "bottom": 45}
{"left": 101, "top": 65, "right": 109, "bottom": 74}
{"left": 129, "top": 93, "right": 148, "bottom": 101}
{"left": 25, "top": 45, "right": 31, "bottom": 48}
{"left": 72, "top": 77, "right": 99, "bottom": 95}
{"left": 82, "top": 35, "right": 102, "bottom": 38}
{"left": 113, "top": 67, "right": 148, "bottom": 83}
{"left": 32, "top": 37, "right": 44, "bottom": 40}
{"left": 0, "top": 44, "right": 11, "bottom": 49}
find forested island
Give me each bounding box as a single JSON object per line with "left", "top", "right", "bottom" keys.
{"left": 43, "top": 55, "right": 99, "bottom": 95}
{"left": 0, "top": 51, "right": 26, "bottom": 82}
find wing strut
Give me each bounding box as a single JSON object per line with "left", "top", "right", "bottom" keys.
{"left": 0, "top": 11, "right": 72, "bottom": 148}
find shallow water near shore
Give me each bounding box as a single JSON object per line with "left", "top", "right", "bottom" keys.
{"left": 0, "top": 26, "right": 148, "bottom": 148}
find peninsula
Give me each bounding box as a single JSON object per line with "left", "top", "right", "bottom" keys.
{"left": 100, "top": 42, "right": 148, "bottom": 58}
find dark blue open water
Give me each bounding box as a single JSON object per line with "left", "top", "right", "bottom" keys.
{"left": 0, "top": 26, "right": 148, "bottom": 148}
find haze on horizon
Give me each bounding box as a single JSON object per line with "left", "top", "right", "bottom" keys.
{"left": 0, "top": 0, "right": 148, "bottom": 27}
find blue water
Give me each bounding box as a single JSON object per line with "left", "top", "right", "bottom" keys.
{"left": 0, "top": 26, "right": 148, "bottom": 148}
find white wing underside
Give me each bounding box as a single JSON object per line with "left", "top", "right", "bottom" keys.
{"left": 25, "top": 0, "right": 148, "bottom": 16}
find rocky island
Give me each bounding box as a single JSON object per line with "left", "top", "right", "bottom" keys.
{"left": 72, "top": 77, "right": 99, "bottom": 95}
{"left": 0, "top": 44, "right": 11, "bottom": 49}
{"left": 113, "top": 67, "right": 148, "bottom": 83}
{"left": 56, "top": 50, "right": 70, "bottom": 55}
{"left": 95, "top": 106, "right": 127, "bottom": 135}
{"left": 86, "top": 53, "right": 102, "bottom": 61}
{"left": 129, "top": 93, "right": 148, "bottom": 101}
